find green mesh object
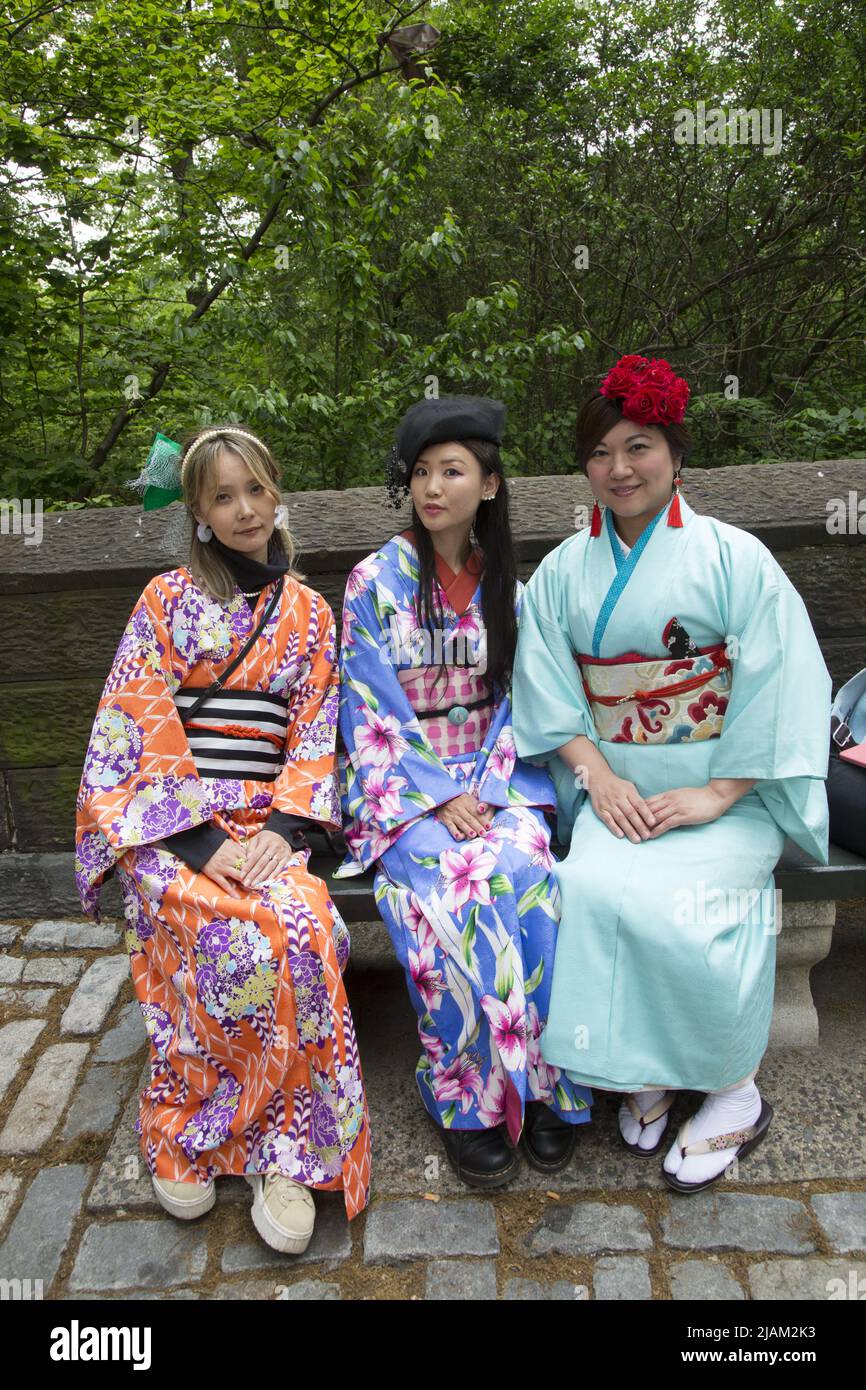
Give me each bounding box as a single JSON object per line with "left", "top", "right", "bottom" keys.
{"left": 127, "top": 432, "right": 183, "bottom": 510}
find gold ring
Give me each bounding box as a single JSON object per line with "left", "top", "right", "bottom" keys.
{"left": 234, "top": 857, "right": 244, "bottom": 872}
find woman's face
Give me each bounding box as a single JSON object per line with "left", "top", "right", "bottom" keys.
{"left": 197, "top": 447, "right": 277, "bottom": 562}
{"left": 585, "top": 418, "right": 679, "bottom": 522}
{"left": 409, "top": 441, "right": 498, "bottom": 534}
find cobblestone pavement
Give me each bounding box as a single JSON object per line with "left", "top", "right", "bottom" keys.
{"left": 0, "top": 908, "right": 864, "bottom": 1302}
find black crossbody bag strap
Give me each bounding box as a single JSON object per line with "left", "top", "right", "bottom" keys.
{"left": 182, "top": 578, "right": 285, "bottom": 723}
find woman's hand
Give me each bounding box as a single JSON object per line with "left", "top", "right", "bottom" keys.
{"left": 644, "top": 778, "right": 755, "bottom": 837}
{"left": 238, "top": 829, "right": 294, "bottom": 887}
{"left": 201, "top": 841, "right": 250, "bottom": 898}
{"left": 588, "top": 769, "right": 657, "bottom": 843}
{"left": 435, "top": 794, "right": 494, "bottom": 841}
{"left": 644, "top": 784, "right": 729, "bottom": 837}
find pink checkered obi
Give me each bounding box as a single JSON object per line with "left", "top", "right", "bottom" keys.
{"left": 397, "top": 665, "right": 494, "bottom": 757}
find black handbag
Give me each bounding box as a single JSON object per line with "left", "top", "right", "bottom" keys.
{"left": 827, "top": 668, "right": 866, "bottom": 858}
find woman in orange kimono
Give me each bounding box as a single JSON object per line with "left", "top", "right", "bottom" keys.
{"left": 75, "top": 425, "right": 371, "bottom": 1253}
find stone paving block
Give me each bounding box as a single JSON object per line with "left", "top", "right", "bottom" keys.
{"left": 61, "top": 1061, "right": 137, "bottom": 1141}
{"left": 76, "top": 1288, "right": 201, "bottom": 1301}
{"left": 93, "top": 999, "right": 147, "bottom": 1062}
{"left": 669, "top": 1259, "right": 746, "bottom": 1300}
{"left": 424, "top": 1259, "right": 497, "bottom": 1300}
{"left": 0, "top": 985, "right": 56, "bottom": 1013}
{"left": 0, "top": 1165, "right": 91, "bottom": 1294}
{"left": 69, "top": 1219, "right": 208, "bottom": 1291}
{"left": 0, "top": 1173, "right": 23, "bottom": 1235}
{"left": 22, "top": 920, "right": 120, "bottom": 952}
{"left": 88, "top": 1092, "right": 156, "bottom": 1212}
{"left": 61, "top": 955, "right": 129, "bottom": 1034}
{"left": 593, "top": 1255, "right": 652, "bottom": 1300}
{"left": 0, "top": 1041, "right": 89, "bottom": 1154}
{"left": 364, "top": 1199, "right": 499, "bottom": 1264}
{"left": 221, "top": 1198, "right": 351, "bottom": 1272}
{"left": 88, "top": 1090, "right": 249, "bottom": 1212}
{"left": 748, "top": 1258, "right": 866, "bottom": 1300}
{"left": 811, "top": 1193, "right": 866, "bottom": 1253}
{"left": 662, "top": 1193, "right": 814, "bottom": 1254}
{"left": 0, "top": 1018, "right": 47, "bottom": 1103}
{"left": 0, "top": 957, "right": 24, "bottom": 983}
{"left": 524, "top": 1201, "right": 651, "bottom": 1257}
{"left": 502, "top": 1277, "right": 587, "bottom": 1300}
{"left": 23, "top": 956, "right": 85, "bottom": 986}
{"left": 0, "top": 924, "right": 20, "bottom": 947}
{"left": 214, "top": 1177, "right": 253, "bottom": 1207}
{"left": 210, "top": 1277, "right": 341, "bottom": 1300}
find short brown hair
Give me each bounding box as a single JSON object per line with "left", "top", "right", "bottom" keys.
{"left": 575, "top": 393, "right": 693, "bottom": 474}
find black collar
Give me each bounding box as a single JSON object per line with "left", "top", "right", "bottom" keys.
{"left": 211, "top": 533, "right": 290, "bottom": 591}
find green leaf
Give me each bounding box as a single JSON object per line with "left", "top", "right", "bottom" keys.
{"left": 525, "top": 958, "right": 544, "bottom": 995}
{"left": 460, "top": 906, "right": 477, "bottom": 969}
{"left": 404, "top": 790, "right": 435, "bottom": 809}
{"left": 517, "top": 879, "right": 550, "bottom": 917}
{"left": 346, "top": 677, "right": 379, "bottom": 714}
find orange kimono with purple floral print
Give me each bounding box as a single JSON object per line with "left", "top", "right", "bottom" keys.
{"left": 75, "top": 565, "right": 371, "bottom": 1218}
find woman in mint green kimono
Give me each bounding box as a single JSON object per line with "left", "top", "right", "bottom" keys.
{"left": 511, "top": 355, "right": 830, "bottom": 1193}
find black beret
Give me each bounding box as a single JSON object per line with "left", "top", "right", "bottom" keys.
{"left": 386, "top": 395, "right": 506, "bottom": 506}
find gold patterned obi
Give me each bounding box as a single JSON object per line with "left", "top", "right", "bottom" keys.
{"left": 577, "top": 644, "right": 732, "bottom": 744}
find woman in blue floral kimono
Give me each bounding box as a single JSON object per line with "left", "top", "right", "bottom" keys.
{"left": 336, "top": 396, "right": 592, "bottom": 1187}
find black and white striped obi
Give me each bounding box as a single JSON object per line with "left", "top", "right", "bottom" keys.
{"left": 174, "top": 686, "right": 289, "bottom": 781}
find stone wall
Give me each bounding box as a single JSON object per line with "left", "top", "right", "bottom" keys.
{"left": 1, "top": 459, "right": 864, "bottom": 853}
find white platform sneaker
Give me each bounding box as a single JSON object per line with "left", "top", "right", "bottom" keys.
{"left": 246, "top": 1172, "right": 316, "bottom": 1254}
{"left": 152, "top": 1174, "right": 216, "bottom": 1220}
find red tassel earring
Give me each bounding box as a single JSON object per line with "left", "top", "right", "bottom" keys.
{"left": 589, "top": 500, "right": 603, "bottom": 536}
{"left": 667, "top": 473, "right": 683, "bottom": 528}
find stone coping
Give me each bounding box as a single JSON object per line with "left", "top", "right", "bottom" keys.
{"left": 2, "top": 460, "right": 864, "bottom": 594}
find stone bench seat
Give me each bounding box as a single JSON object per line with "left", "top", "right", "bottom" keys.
{"left": 308, "top": 834, "right": 866, "bottom": 1054}
{"left": 311, "top": 836, "right": 866, "bottom": 918}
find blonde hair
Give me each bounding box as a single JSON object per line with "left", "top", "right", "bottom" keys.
{"left": 180, "top": 426, "right": 303, "bottom": 603}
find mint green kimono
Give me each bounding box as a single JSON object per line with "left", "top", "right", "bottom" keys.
{"left": 511, "top": 495, "right": 830, "bottom": 1093}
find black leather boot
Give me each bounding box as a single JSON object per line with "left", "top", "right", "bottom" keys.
{"left": 520, "top": 1101, "right": 578, "bottom": 1173}
{"left": 439, "top": 1124, "right": 519, "bottom": 1188}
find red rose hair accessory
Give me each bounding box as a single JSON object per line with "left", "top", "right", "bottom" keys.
{"left": 599, "top": 355, "right": 690, "bottom": 427}
{"left": 589, "top": 354, "right": 690, "bottom": 534}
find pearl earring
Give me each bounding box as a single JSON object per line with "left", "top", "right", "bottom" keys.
{"left": 196, "top": 521, "right": 212, "bottom": 542}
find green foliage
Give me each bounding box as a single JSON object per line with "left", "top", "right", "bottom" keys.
{"left": 0, "top": 0, "right": 864, "bottom": 502}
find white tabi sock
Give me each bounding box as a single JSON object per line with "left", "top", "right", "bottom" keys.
{"left": 663, "top": 1079, "right": 762, "bottom": 1184}
{"left": 618, "top": 1088, "right": 669, "bottom": 1151}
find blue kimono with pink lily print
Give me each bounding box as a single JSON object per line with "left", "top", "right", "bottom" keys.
{"left": 335, "top": 530, "right": 592, "bottom": 1141}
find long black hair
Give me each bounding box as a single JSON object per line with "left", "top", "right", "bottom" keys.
{"left": 408, "top": 439, "right": 518, "bottom": 693}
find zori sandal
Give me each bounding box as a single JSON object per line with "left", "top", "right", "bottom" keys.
{"left": 619, "top": 1090, "right": 676, "bottom": 1156}
{"left": 662, "top": 1098, "right": 774, "bottom": 1194}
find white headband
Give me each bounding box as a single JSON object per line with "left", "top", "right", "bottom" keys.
{"left": 181, "top": 427, "right": 268, "bottom": 476}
